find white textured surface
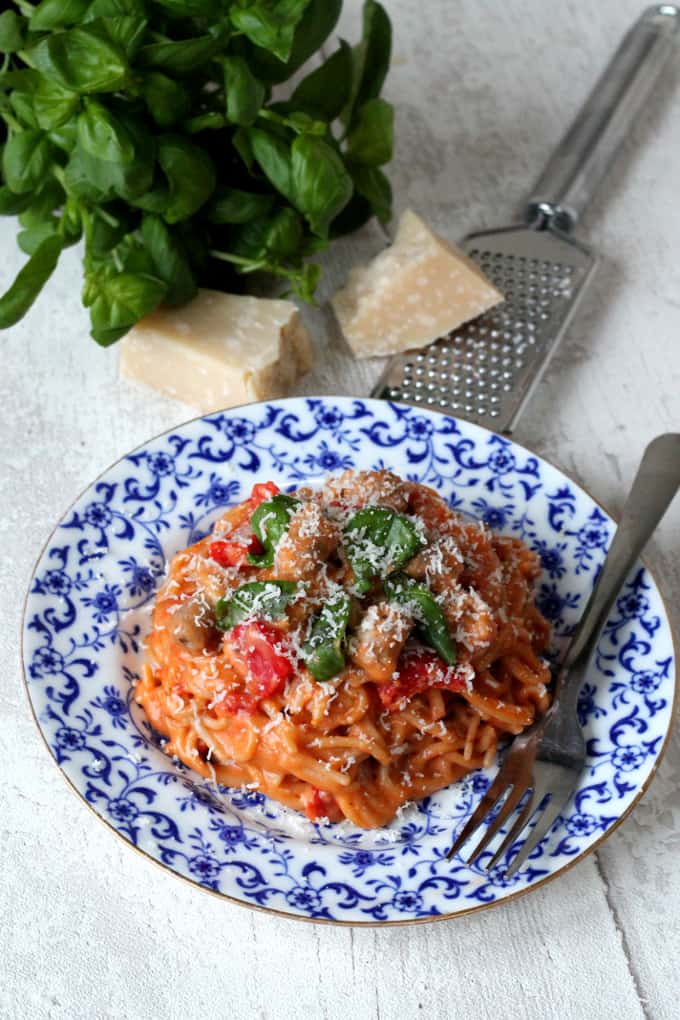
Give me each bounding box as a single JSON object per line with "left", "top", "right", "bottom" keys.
{"left": 2, "top": 2, "right": 680, "bottom": 1018}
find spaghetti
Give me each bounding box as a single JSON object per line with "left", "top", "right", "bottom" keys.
{"left": 136, "top": 470, "right": 551, "bottom": 828}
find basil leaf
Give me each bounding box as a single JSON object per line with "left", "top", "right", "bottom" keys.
{"left": 0, "top": 187, "right": 34, "bottom": 216}
{"left": 0, "top": 235, "right": 63, "bottom": 328}
{"left": 347, "top": 98, "right": 394, "bottom": 167}
{"left": 28, "top": 28, "right": 130, "bottom": 94}
{"left": 85, "top": 207, "right": 135, "bottom": 257}
{"left": 246, "top": 0, "right": 341, "bottom": 83}
{"left": 344, "top": 0, "right": 391, "bottom": 128}
{"left": 140, "top": 214, "right": 197, "bottom": 306}
{"left": 215, "top": 580, "right": 297, "bottom": 631}
{"left": 30, "top": 0, "right": 92, "bottom": 31}
{"left": 75, "top": 110, "right": 156, "bottom": 200}
{"left": 290, "top": 40, "right": 352, "bottom": 121}
{"left": 140, "top": 72, "right": 191, "bottom": 129}
{"left": 223, "top": 55, "right": 265, "bottom": 126}
{"left": 2, "top": 130, "right": 56, "bottom": 194}
{"left": 18, "top": 220, "right": 60, "bottom": 256}
{"left": 249, "top": 127, "right": 294, "bottom": 203}
{"left": 153, "top": 0, "right": 218, "bottom": 13}
{"left": 230, "top": 0, "right": 310, "bottom": 64}
{"left": 303, "top": 593, "right": 351, "bottom": 681}
{"left": 384, "top": 575, "right": 457, "bottom": 666}
{"left": 248, "top": 493, "right": 300, "bottom": 567}
{"left": 92, "top": 15, "right": 149, "bottom": 60}
{"left": 137, "top": 34, "right": 223, "bottom": 74}
{"left": 206, "top": 188, "right": 275, "bottom": 225}
{"left": 135, "top": 135, "right": 216, "bottom": 223}
{"left": 232, "top": 206, "right": 303, "bottom": 260}
{"left": 9, "top": 89, "right": 38, "bottom": 129}
{"left": 34, "top": 78, "right": 80, "bottom": 129}
{"left": 48, "top": 119, "right": 79, "bottom": 152}
{"left": 87, "top": 0, "right": 147, "bottom": 14}
{"left": 18, "top": 179, "right": 64, "bottom": 227}
{"left": 63, "top": 147, "right": 117, "bottom": 202}
{"left": 78, "top": 100, "right": 136, "bottom": 163}
{"left": 0, "top": 10, "right": 26, "bottom": 53}
{"left": 351, "top": 164, "right": 392, "bottom": 224}
{"left": 86, "top": 270, "right": 166, "bottom": 346}
{"left": 343, "top": 507, "right": 424, "bottom": 594}
{"left": 291, "top": 135, "right": 352, "bottom": 237}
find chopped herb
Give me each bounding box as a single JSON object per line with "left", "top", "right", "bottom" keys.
{"left": 303, "top": 592, "right": 351, "bottom": 681}
{"left": 383, "top": 574, "right": 457, "bottom": 665}
{"left": 343, "top": 506, "right": 424, "bottom": 593}
{"left": 215, "top": 580, "right": 297, "bottom": 631}
{"left": 248, "top": 493, "right": 300, "bottom": 567}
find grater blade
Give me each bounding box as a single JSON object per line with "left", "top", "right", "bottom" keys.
{"left": 371, "top": 226, "right": 597, "bottom": 433}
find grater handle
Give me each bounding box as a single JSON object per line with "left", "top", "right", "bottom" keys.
{"left": 526, "top": 5, "right": 679, "bottom": 232}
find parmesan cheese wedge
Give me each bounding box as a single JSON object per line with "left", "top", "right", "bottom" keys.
{"left": 331, "top": 209, "right": 504, "bottom": 359}
{"left": 120, "top": 289, "right": 313, "bottom": 412}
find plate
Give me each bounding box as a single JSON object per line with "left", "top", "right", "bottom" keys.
{"left": 22, "top": 397, "right": 676, "bottom": 924}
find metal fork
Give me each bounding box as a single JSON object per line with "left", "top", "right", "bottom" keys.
{"left": 447, "top": 433, "right": 680, "bottom": 876}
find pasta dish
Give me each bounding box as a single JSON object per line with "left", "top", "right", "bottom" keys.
{"left": 136, "top": 470, "right": 551, "bottom": 828}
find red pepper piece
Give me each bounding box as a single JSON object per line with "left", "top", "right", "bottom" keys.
{"left": 378, "top": 647, "right": 467, "bottom": 710}
{"left": 209, "top": 540, "right": 248, "bottom": 567}
{"left": 304, "top": 787, "right": 343, "bottom": 823}
{"left": 249, "top": 481, "right": 280, "bottom": 507}
{"left": 224, "top": 620, "right": 293, "bottom": 707}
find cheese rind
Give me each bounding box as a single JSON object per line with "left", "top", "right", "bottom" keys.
{"left": 331, "top": 209, "right": 504, "bottom": 359}
{"left": 120, "top": 289, "right": 313, "bottom": 412}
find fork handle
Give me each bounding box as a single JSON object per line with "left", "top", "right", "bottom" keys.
{"left": 526, "top": 5, "right": 679, "bottom": 232}
{"left": 560, "top": 434, "right": 680, "bottom": 687}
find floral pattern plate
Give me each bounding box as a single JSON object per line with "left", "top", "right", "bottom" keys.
{"left": 22, "top": 397, "right": 676, "bottom": 925}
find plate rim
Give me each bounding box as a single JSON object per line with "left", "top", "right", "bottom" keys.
{"left": 20, "top": 395, "right": 680, "bottom": 927}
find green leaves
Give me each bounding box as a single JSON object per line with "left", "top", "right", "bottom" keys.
{"left": 249, "top": 126, "right": 294, "bottom": 202}
{"left": 347, "top": 98, "right": 393, "bottom": 166}
{"left": 85, "top": 270, "right": 167, "bottom": 346}
{"left": 140, "top": 214, "right": 197, "bottom": 306}
{"left": 140, "top": 72, "right": 190, "bottom": 128}
{"left": 384, "top": 575, "right": 457, "bottom": 666}
{"left": 137, "top": 33, "right": 222, "bottom": 74}
{"left": 345, "top": 0, "right": 392, "bottom": 126}
{"left": 231, "top": 0, "right": 311, "bottom": 64}
{"left": 149, "top": 135, "right": 216, "bottom": 223}
{"left": 0, "top": 236, "right": 63, "bottom": 328}
{"left": 78, "top": 101, "right": 136, "bottom": 164}
{"left": 248, "top": 493, "right": 300, "bottom": 567}
{"left": 291, "top": 135, "right": 352, "bottom": 237}
{"left": 34, "top": 78, "right": 80, "bottom": 129}
{"left": 344, "top": 508, "right": 424, "bottom": 594}
{"left": 30, "top": 0, "right": 92, "bottom": 32}
{"left": 206, "top": 188, "right": 275, "bottom": 224}
{"left": 3, "top": 130, "right": 57, "bottom": 194}
{"left": 303, "top": 593, "right": 351, "bottom": 681}
{"left": 28, "top": 28, "right": 130, "bottom": 94}
{"left": 215, "top": 581, "right": 297, "bottom": 631}
{"left": 223, "top": 56, "right": 265, "bottom": 126}
{"left": 291, "top": 40, "right": 352, "bottom": 121}
{"left": 0, "top": 10, "right": 26, "bottom": 53}
{"left": 0, "top": 0, "right": 393, "bottom": 341}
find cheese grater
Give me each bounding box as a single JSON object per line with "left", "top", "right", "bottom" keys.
{"left": 373, "top": 5, "right": 679, "bottom": 433}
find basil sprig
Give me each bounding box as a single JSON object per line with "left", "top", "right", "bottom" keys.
{"left": 0, "top": 1, "right": 394, "bottom": 342}
{"left": 215, "top": 580, "right": 297, "bottom": 631}
{"left": 343, "top": 507, "right": 424, "bottom": 594}
{"left": 248, "top": 493, "right": 300, "bottom": 567}
{"left": 303, "top": 593, "right": 351, "bottom": 681}
{"left": 383, "top": 574, "right": 457, "bottom": 666}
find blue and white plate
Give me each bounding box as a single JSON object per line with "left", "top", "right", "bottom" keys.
{"left": 22, "top": 397, "right": 676, "bottom": 924}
